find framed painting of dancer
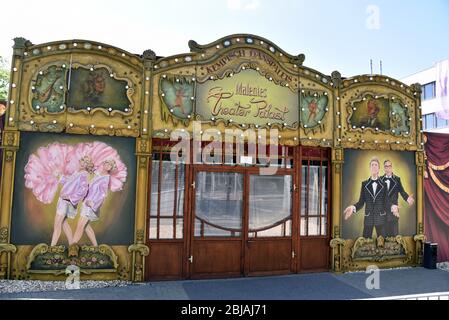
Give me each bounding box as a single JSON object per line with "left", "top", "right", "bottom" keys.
{"left": 10, "top": 132, "right": 136, "bottom": 246}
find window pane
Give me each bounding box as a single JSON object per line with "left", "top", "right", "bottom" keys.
{"left": 176, "top": 165, "right": 185, "bottom": 216}
{"left": 255, "top": 221, "right": 291, "bottom": 237}
{"left": 252, "top": 219, "right": 292, "bottom": 237}
{"left": 437, "top": 115, "right": 447, "bottom": 128}
{"left": 321, "top": 216, "right": 327, "bottom": 236}
{"left": 249, "top": 175, "right": 292, "bottom": 237}
{"left": 426, "top": 113, "right": 435, "bottom": 129}
{"left": 203, "top": 223, "right": 241, "bottom": 237}
{"left": 280, "top": 147, "right": 293, "bottom": 168}
{"left": 322, "top": 164, "right": 328, "bottom": 217}
{"left": 159, "top": 162, "right": 176, "bottom": 216}
{"left": 308, "top": 217, "right": 320, "bottom": 236}
{"left": 195, "top": 172, "right": 243, "bottom": 237}
{"left": 175, "top": 219, "right": 183, "bottom": 239}
{"left": 308, "top": 165, "right": 320, "bottom": 216}
{"left": 158, "top": 218, "right": 174, "bottom": 239}
{"left": 423, "top": 82, "right": 435, "bottom": 100}
{"left": 149, "top": 218, "right": 158, "bottom": 239}
{"left": 301, "top": 166, "right": 307, "bottom": 215}
{"left": 150, "top": 160, "right": 160, "bottom": 216}
{"left": 194, "top": 218, "right": 202, "bottom": 237}
{"left": 285, "top": 219, "right": 292, "bottom": 236}
{"left": 195, "top": 218, "right": 241, "bottom": 237}
{"left": 300, "top": 217, "right": 307, "bottom": 236}
{"left": 203, "top": 144, "right": 222, "bottom": 165}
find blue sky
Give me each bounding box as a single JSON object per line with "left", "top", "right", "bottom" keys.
{"left": 1, "top": 0, "right": 448, "bottom": 79}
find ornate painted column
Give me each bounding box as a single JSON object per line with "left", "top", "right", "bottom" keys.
{"left": 413, "top": 83, "right": 425, "bottom": 265}
{"left": 0, "top": 38, "right": 30, "bottom": 278}
{"left": 330, "top": 147, "right": 344, "bottom": 272}
{"left": 330, "top": 71, "right": 345, "bottom": 272}
{"left": 127, "top": 50, "right": 155, "bottom": 282}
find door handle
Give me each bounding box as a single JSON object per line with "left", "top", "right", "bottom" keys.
{"left": 188, "top": 255, "right": 193, "bottom": 263}
{"left": 246, "top": 240, "right": 255, "bottom": 247}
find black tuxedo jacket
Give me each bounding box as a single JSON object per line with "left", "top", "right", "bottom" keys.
{"left": 353, "top": 178, "right": 388, "bottom": 227}
{"left": 380, "top": 174, "right": 409, "bottom": 222}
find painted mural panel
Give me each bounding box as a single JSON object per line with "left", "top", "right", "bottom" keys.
{"left": 348, "top": 94, "right": 411, "bottom": 136}
{"left": 299, "top": 91, "right": 329, "bottom": 132}
{"left": 11, "top": 132, "right": 136, "bottom": 246}
{"left": 342, "top": 150, "right": 416, "bottom": 240}
{"left": 31, "top": 65, "right": 67, "bottom": 113}
{"left": 196, "top": 69, "right": 299, "bottom": 128}
{"left": 66, "top": 66, "right": 131, "bottom": 112}
{"left": 160, "top": 75, "right": 195, "bottom": 121}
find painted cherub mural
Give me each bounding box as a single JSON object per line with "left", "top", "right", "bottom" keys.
{"left": 307, "top": 99, "right": 318, "bottom": 122}
{"left": 160, "top": 77, "right": 194, "bottom": 120}
{"left": 300, "top": 93, "right": 329, "bottom": 129}
{"left": 24, "top": 141, "right": 127, "bottom": 246}
{"left": 174, "top": 87, "right": 188, "bottom": 115}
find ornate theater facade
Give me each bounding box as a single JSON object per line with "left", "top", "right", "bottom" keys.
{"left": 0, "top": 35, "right": 425, "bottom": 281}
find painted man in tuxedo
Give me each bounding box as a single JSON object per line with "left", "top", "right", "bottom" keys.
{"left": 344, "top": 157, "right": 393, "bottom": 238}
{"left": 380, "top": 160, "right": 414, "bottom": 237}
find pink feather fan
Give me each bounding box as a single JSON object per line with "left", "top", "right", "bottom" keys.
{"left": 24, "top": 142, "right": 75, "bottom": 204}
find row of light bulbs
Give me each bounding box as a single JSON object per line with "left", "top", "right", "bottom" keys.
{"left": 154, "top": 37, "right": 287, "bottom": 70}
{"left": 18, "top": 41, "right": 416, "bottom": 98}
{"left": 21, "top": 119, "right": 138, "bottom": 131}
{"left": 161, "top": 127, "right": 423, "bottom": 146}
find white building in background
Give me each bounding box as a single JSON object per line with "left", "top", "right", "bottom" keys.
{"left": 401, "top": 58, "right": 449, "bottom": 133}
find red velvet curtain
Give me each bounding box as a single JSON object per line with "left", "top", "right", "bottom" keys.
{"left": 424, "top": 132, "right": 449, "bottom": 262}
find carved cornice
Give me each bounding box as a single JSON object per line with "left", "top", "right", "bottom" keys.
{"left": 187, "top": 34, "right": 305, "bottom": 63}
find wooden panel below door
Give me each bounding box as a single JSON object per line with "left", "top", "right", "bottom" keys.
{"left": 246, "top": 239, "right": 292, "bottom": 276}
{"left": 299, "top": 238, "right": 329, "bottom": 271}
{"left": 147, "top": 242, "right": 184, "bottom": 280}
{"left": 191, "top": 240, "right": 242, "bottom": 278}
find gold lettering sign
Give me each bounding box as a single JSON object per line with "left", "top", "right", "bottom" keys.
{"left": 196, "top": 70, "right": 299, "bottom": 128}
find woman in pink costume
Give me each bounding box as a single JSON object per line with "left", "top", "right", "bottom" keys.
{"left": 73, "top": 160, "right": 115, "bottom": 246}
{"left": 52, "top": 155, "right": 93, "bottom": 246}
{"left": 72, "top": 142, "right": 127, "bottom": 246}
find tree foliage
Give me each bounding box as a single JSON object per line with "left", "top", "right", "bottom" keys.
{"left": 0, "top": 56, "right": 10, "bottom": 101}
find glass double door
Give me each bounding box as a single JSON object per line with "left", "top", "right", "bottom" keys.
{"left": 189, "top": 169, "right": 294, "bottom": 278}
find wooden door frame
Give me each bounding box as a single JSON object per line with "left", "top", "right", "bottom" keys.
{"left": 188, "top": 165, "right": 246, "bottom": 278}
{"left": 145, "top": 142, "right": 332, "bottom": 280}
{"left": 243, "top": 170, "right": 295, "bottom": 276}
{"left": 296, "top": 146, "right": 332, "bottom": 272}
{"left": 188, "top": 164, "right": 296, "bottom": 278}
